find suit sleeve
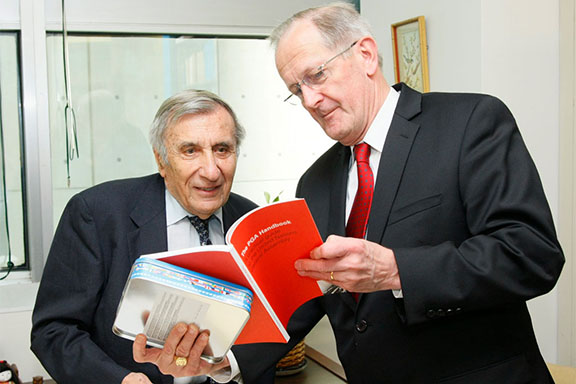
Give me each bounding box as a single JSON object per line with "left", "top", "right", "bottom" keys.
{"left": 31, "top": 194, "right": 130, "bottom": 383}
{"left": 232, "top": 298, "right": 325, "bottom": 384}
{"left": 394, "top": 96, "right": 564, "bottom": 325}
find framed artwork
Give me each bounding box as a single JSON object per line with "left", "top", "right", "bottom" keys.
{"left": 391, "top": 16, "right": 430, "bottom": 93}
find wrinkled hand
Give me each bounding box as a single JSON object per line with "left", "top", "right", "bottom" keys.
{"left": 295, "top": 235, "right": 401, "bottom": 292}
{"left": 133, "top": 322, "right": 229, "bottom": 377}
{"left": 122, "top": 372, "right": 153, "bottom": 384}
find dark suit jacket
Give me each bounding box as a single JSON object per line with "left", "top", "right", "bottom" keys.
{"left": 31, "top": 173, "right": 257, "bottom": 384}
{"left": 236, "top": 83, "right": 564, "bottom": 384}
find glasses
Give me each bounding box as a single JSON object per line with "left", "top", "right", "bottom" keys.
{"left": 284, "top": 41, "right": 358, "bottom": 104}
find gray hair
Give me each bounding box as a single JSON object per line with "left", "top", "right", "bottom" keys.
{"left": 269, "top": 2, "right": 382, "bottom": 68}
{"left": 149, "top": 89, "right": 245, "bottom": 164}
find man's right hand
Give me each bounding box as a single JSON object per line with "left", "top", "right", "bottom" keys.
{"left": 122, "top": 372, "right": 153, "bottom": 384}
{"left": 133, "top": 322, "right": 230, "bottom": 377}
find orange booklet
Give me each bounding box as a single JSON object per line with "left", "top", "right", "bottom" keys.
{"left": 143, "top": 199, "right": 323, "bottom": 345}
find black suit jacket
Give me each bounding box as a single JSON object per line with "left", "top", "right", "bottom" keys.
{"left": 236, "top": 83, "right": 564, "bottom": 384}
{"left": 31, "top": 173, "right": 257, "bottom": 384}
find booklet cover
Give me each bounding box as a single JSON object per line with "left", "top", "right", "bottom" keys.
{"left": 113, "top": 199, "right": 324, "bottom": 355}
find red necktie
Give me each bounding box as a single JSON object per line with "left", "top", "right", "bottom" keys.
{"left": 346, "top": 143, "right": 373, "bottom": 301}
{"left": 346, "top": 143, "right": 374, "bottom": 239}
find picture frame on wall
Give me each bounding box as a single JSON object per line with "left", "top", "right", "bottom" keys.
{"left": 391, "top": 16, "right": 430, "bottom": 93}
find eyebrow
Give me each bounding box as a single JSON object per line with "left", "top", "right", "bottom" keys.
{"left": 177, "top": 140, "right": 235, "bottom": 150}
{"left": 213, "top": 141, "right": 235, "bottom": 149}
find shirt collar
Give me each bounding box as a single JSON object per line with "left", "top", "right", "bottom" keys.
{"left": 165, "top": 188, "right": 223, "bottom": 228}
{"left": 358, "top": 86, "right": 400, "bottom": 153}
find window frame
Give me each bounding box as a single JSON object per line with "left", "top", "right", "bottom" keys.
{"left": 0, "top": 30, "right": 29, "bottom": 276}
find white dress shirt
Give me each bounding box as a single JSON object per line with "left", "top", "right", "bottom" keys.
{"left": 345, "top": 87, "right": 403, "bottom": 298}
{"left": 345, "top": 87, "right": 399, "bottom": 226}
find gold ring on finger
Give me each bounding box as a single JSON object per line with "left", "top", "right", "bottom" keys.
{"left": 174, "top": 356, "right": 188, "bottom": 367}
{"left": 330, "top": 271, "right": 335, "bottom": 281}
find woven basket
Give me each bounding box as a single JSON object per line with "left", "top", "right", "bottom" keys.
{"left": 275, "top": 339, "right": 307, "bottom": 376}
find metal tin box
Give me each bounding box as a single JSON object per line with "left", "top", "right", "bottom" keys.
{"left": 113, "top": 257, "right": 252, "bottom": 363}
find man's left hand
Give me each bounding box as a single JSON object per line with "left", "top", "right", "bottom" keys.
{"left": 295, "top": 234, "right": 401, "bottom": 292}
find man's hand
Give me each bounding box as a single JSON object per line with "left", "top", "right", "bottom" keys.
{"left": 122, "top": 372, "right": 153, "bottom": 384}
{"left": 133, "top": 322, "right": 230, "bottom": 377}
{"left": 295, "top": 235, "right": 401, "bottom": 292}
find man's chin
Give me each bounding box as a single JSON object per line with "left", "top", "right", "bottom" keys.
{"left": 322, "top": 126, "right": 347, "bottom": 142}
{"left": 186, "top": 198, "right": 223, "bottom": 218}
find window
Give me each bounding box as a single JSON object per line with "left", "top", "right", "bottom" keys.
{"left": 45, "top": 34, "right": 331, "bottom": 224}
{"left": 0, "top": 32, "right": 26, "bottom": 275}
{"left": 46, "top": 34, "right": 200, "bottom": 222}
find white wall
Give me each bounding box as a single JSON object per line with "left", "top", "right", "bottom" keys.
{"left": 0, "top": 284, "right": 49, "bottom": 381}
{"left": 0, "top": 0, "right": 18, "bottom": 28}
{"left": 480, "top": 0, "right": 560, "bottom": 364}
{"left": 363, "top": 0, "right": 561, "bottom": 363}
{"left": 369, "top": 0, "right": 482, "bottom": 92}
{"left": 217, "top": 39, "right": 334, "bottom": 204}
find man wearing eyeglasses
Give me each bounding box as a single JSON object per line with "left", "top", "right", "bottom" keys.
{"left": 248, "top": 2, "right": 561, "bottom": 384}
{"left": 141, "top": 4, "right": 564, "bottom": 384}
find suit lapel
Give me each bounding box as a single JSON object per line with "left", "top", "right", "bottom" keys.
{"left": 327, "top": 144, "right": 350, "bottom": 237}
{"left": 222, "top": 203, "right": 234, "bottom": 233}
{"left": 356, "top": 84, "right": 421, "bottom": 306}
{"left": 127, "top": 174, "right": 168, "bottom": 262}
{"left": 221, "top": 194, "right": 251, "bottom": 233}
{"left": 367, "top": 83, "right": 421, "bottom": 245}
{"left": 326, "top": 146, "right": 358, "bottom": 310}
{"left": 323, "top": 86, "right": 423, "bottom": 309}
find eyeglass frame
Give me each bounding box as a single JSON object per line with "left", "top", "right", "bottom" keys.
{"left": 283, "top": 41, "right": 358, "bottom": 103}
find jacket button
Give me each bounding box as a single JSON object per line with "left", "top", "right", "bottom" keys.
{"left": 355, "top": 319, "right": 368, "bottom": 332}
{"left": 426, "top": 309, "right": 436, "bottom": 319}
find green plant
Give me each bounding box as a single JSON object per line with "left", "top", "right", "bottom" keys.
{"left": 264, "top": 191, "right": 283, "bottom": 204}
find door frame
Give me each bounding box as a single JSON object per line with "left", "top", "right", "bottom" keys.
{"left": 558, "top": 0, "right": 576, "bottom": 367}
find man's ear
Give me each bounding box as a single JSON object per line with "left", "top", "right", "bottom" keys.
{"left": 356, "top": 36, "right": 380, "bottom": 76}
{"left": 154, "top": 150, "right": 166, "bottom": 177}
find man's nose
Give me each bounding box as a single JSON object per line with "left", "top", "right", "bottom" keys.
{"left": 301, "top": 85, "right": 323, "bottom": 109}
{"left": 198, "top": 152, "right": 220, "bottom": 180}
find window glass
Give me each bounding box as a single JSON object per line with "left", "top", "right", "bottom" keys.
{"left": 0, "top": 32, "right": 26, "bottom": 272}
{"left": 46, "top": 35, "right": 219, "bottom": 223}
{"left": 46, "top": 34, "right": 331, "bottom": 227}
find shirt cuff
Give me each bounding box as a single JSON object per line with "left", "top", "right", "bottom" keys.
{"left": 209, "top": 350, "right": 242, "bottom": 383}
{"left": 392, "top": 289, "right": 403, "bottom": 298}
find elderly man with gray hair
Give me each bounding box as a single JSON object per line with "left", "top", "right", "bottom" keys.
{"left": 31, "top": 89, "right": 256, "bottom": 384}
